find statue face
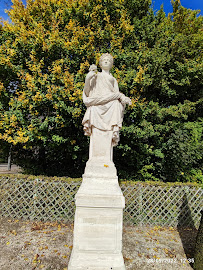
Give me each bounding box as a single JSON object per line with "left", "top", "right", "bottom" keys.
{"left": 100, "top": 56, "right": 112, "bottom": 70}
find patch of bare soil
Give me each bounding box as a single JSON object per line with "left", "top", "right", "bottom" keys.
{"left": 0, "top": 217, "right": 197, "bottom": 270}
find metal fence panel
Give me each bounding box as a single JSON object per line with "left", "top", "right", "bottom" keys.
{"left": 0, "top": 177, "right": 202, "bottom": 228}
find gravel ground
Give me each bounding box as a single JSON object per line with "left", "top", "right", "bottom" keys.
{"left": 0, "top": 217, "right": 197, "bottom": 270}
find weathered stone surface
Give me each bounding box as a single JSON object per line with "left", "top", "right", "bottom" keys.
{"left": 68, "top": 167, "right": 126, "bottom": 269}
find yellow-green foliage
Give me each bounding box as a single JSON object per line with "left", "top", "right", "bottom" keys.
{"left": 0, "top": 0, "right": 144, "bottom": 177}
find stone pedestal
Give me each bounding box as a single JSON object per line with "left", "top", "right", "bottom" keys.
{"left": 68, "top": 162, "right": 125, "bottom": 270}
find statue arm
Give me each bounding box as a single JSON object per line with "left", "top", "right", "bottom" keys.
{"left": 114, "top": 78, "right": 132, "bottom": 105}
{"left": 84, "top": 71, "right": 96, "bottom": 97}
{"left": 84, "top": 77, "right": 91, "bottom": 97}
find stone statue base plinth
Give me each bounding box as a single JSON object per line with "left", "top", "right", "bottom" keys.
{"left": 68, "top": 165, "right": 125, "bottom": 270}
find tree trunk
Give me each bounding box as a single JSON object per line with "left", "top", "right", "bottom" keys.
{"left": 7, "top": 145, "right": 12, "bottom": 171}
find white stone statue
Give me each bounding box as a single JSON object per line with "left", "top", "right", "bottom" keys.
{"left": 82, "top": 53, "right": 131, "bottom": 164}
{"left": 69, "top": 53, "right": 128, "bottom": 270}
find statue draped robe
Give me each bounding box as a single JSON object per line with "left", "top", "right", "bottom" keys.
{"left": 82, "top": 72, "right": 125, "bottom": 162}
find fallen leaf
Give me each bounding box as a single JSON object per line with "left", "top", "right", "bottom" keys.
{"left": 164, "top": 248, "right": 169, "bottom": 254}
{"left": 32, "top": 225, "right": 41, "bottom": 231}
{"left": 124, "top": 256, "right": 131, "bottom": 261}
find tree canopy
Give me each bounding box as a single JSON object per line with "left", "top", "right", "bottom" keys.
{"left": 0, "top": 0, "right": 202, "bottom": 182}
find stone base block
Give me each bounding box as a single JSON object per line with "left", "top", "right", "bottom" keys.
{"left": 68, "top": 168, "right": 126, "bottom": 270}
{"left": 68, "top": 251, "right": 125, "bottom": 270}
{"left": 68, "top": 205, "right": 125, "bottom": 270}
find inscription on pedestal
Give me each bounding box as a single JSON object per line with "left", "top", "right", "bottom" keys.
{"left": 74, "top": 207, "right": 122, "bottom": 253}
{"left": 78, "top": 217, "right": 116, "bottom": 251}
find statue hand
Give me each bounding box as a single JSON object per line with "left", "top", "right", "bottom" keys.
{"left": 125, "top": 97, "right": 132, "bottom": 105}
{"left": 119, "top": 94, "right": 132, "bottom": 105}
{"left": 86, "top": 70, "right": 96, "bottom": 81}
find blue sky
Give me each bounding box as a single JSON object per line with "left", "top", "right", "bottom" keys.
{"left": 153, "top": 0, "right": 203, "bottom": 15}
{"left": 0, "top": 0, "right": 202, "bottom": 21}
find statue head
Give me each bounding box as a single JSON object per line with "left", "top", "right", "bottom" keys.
{"left": 99, "top": 53, "right": 114, "bottom": 70}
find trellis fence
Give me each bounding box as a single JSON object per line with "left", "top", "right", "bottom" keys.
{"left": 0, "top": 177, "right": 202, "bottom": 228}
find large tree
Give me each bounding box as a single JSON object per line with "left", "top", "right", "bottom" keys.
{"left": 115, "top": 0, "right": 203, "bottom": 182}
{"left": 0, "top": 0, "right": 202, "bottom": 181}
